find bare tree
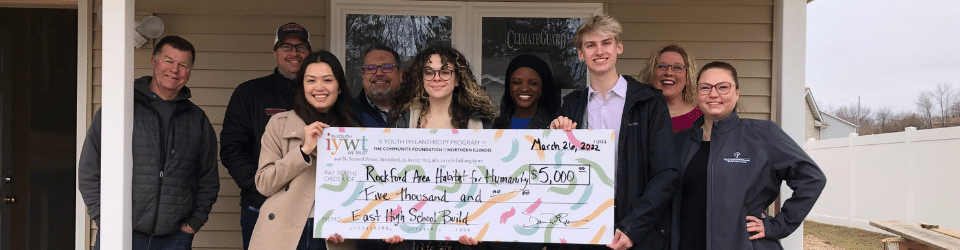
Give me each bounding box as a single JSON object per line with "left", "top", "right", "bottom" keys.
{"left": 831, "top": 103, "right": 872, "bottom": 128}
{"left": 916, "top": 91, "right": 935, "bottom": 129}
{"left": 875, "top": 106, "right": 893, "bottom": 133}
{"left": 892, "top": 112, "right": 924, "bottom": 131}
{"left": 951, "top": 90, "right": 960, "bottom": 122}
{"left": 931, "top": 83, "right": 955, "bottom": 127}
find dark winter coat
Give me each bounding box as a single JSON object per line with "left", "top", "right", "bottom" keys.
{"left": 351, "top": 89, "right": 390, "bottom": 128}
{"left": 219, "top": 68, "right": 295, "bottom": 208}
{"left": 557, "top": 75, "right": 679, "bottom": 250}
{"left": 78, "top": 76, "right": 219, "bottom": 235}
{"left": 671, "top": 111, "right": 826, "bottom": 250}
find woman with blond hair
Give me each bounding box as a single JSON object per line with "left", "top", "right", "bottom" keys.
{"left": 639, "top": 44, "right": 701, "bottom": 133}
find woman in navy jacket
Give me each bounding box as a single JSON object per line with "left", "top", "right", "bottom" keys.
{"left": 672, "top": 61, "right": 826, "bottom": 250}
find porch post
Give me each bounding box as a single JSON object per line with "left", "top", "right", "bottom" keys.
{"left": 100, "top": 0, "right": 135, "bottom": 248}
{"left": 76, "top": 0, "right": 93, "bottom": 249}
{"left": 776, "top": 0, "right": 807, "bottom": 249}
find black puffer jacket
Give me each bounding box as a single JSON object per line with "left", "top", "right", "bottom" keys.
{"left": 78, "top": 76, "right": 219, "bottom": 235}
{"left": 556, "top": 75, "right": 679, "bottom": 250}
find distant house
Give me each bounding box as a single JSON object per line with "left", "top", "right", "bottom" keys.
{"left": 805, "top": 88, "right": 858, "bottom": 140}
{"left": 804, "top": 88, "right": 826, "bottom": 140}
{"left": 820, "top": 111, "right": 858, "bottom": 139}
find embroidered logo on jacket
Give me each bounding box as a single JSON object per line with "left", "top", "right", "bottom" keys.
{"left": 723, "top": 152, "right": 751, "bottom": 164}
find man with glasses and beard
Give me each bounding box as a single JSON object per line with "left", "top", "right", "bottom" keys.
{"left": 352, "top": 45, "right": 404, "bottom": 127}
{"left": 219, "top": 22, "right": 311, "bottom": 249}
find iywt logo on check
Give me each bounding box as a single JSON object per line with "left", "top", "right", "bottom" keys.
{"left": 723, "top": 152, "right": 751, "bottom": 164}
{"left": 326, "top": 133, "right": 368, "bottom": 155}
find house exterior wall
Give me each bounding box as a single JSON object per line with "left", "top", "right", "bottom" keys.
{"left": 821, "top": 113, "right": 857, "bottom": 140}
{"left": 611, "top": 0, "right": 774, "bottom": 120}
{"left": 805, "top": 101, "right": 820, "bottom": 140}
{"left": 82, "top": 0, "right": 776, "bottom": 249}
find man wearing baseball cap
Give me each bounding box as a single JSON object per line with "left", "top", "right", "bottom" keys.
{"left": 220, "top": 22, "right": 311, "bottom": 249}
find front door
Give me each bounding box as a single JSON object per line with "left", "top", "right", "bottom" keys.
{"left": 0, "top": 8, "right": 78, "bottom": 250}
{"left": 1, "top": 20, "right": 13, "bottom": 250}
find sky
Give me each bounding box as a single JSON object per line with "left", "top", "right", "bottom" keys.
{"left": 806, "top": 0, "right": 960, "bottom": 113}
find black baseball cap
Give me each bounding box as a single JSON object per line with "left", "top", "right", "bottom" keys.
{"left": 274, "top": 22, "right": 310, "bottom": 47}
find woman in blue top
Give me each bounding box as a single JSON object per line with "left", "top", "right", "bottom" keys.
{"left": 492, "top": 54, "right": 560, "bottom": 130}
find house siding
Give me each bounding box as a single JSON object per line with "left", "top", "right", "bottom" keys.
{"left": 83, "top": 0, "right": 775, "bottom": 249}
{"left": 612, "top": 0, "right": 774, "bottom": 120}
{"left": 821, "top": 113, "right": 858, "bottom": 140}
{"left": 804, "top": 101, "right": 820, "bottom": 140}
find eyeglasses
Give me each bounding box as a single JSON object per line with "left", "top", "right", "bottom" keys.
{"left": 361, "top": 64, "right": 397, "bottom": 74}
{"left": 278, "top": 43, "right": 309, "bottom": 53}
{"left": 423, "top": 69, "right": 454, "bottom": 81}
{"left": 697, "top": 82, "right": 735, "bottom": 95}
{"left": 655, "top": 63, "right": 685, "bottom": 73}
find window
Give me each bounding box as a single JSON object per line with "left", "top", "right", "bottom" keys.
{"left": 331, "top": 0, "right": 602, "bottom": 104}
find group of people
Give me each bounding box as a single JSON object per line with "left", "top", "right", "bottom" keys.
{"left": 78, "top": 15, "right": 826, "bottom": 250}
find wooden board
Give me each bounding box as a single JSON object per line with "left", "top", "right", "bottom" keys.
{"left": 932, "top": 227, "right": 960, "bottom": 240}
{"left": 870, "top": 221, "right": 960, "bottom": 250}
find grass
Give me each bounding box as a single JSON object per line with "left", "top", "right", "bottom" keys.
{"left": 804, "top": 220, "right": 895, "bottom": 250}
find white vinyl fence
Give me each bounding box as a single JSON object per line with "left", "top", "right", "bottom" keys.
{"left": 804, "top": 126, "right": 960, "bottom": 233}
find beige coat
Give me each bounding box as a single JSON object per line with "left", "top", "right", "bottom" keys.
{"left": 400, "top": 103, "right": 486, "bottom": 129}
{"left": 249, "top": 111, "right": 317, "bottom": 249}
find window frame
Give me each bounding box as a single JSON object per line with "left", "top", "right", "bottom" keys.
{"left": 329, "top": 0, "right": 603, "bottom": 83}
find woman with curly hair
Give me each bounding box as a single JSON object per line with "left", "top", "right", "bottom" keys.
{"left": 391, "top": 46, "right": 496, "bottom": 130}
{"left": 639, "top": 44, "right": 701, "bottom": 133}
{"left": 387, "top": 46, "right": 492, "bottom": 250}
{"left": 492, "top": 54, "right": 560, "bottom": 130}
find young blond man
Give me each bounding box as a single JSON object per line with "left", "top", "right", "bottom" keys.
{"left": 551, "top": 15, "right": 679, "bottom": 250}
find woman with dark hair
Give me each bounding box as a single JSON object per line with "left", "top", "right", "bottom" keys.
{"left": 671, "top": 61, "right": 826, "bottom": 250}
{"left": 388, "top": 46, "right": 492, "bottom": 250}
{"left": 391, "top": 46, "right": 495, "bottom": 130}
{"left": 249, "top": 50, "right": 361, "bottom": 249}
{"left": 639, "top": 44, "right": 701, "bottom": 133}
{"left": 492, "top": 54, "right": 560, "bottom": 130}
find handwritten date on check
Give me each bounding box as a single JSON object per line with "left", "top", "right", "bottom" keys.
{"left": 314, "top": 128, "right": 615, "bottom": 244}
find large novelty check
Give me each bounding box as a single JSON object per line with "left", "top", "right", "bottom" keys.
{"left": 314, "top": 128, "right": 615, "bottom": 244}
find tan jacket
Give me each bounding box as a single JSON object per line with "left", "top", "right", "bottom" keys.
{"left": 249, "top": 111, "right": 317, "bottom": 249}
